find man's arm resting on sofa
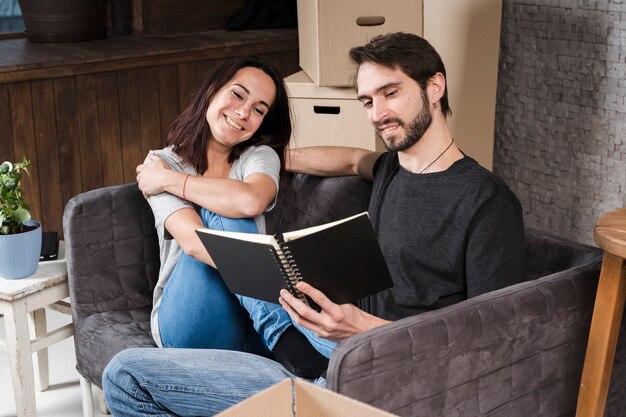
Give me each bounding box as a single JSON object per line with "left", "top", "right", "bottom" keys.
{"left": 286, "top": 146, "right": 382, "bottom": 181}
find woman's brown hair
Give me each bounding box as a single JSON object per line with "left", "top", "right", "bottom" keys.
{"left": 167, "top": 56, "right": 292, "bottom": 175}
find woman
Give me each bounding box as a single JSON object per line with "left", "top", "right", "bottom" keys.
{"left": 135, "top": 56, "right": 293, "bottom": 355}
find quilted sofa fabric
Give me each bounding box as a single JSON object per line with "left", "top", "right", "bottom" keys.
{"left": 64, "top": 183, "right": 160, "bottom": 386}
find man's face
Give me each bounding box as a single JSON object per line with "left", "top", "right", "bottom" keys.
{"left": 356, "top": 63, "right": 432, "bottom": 152}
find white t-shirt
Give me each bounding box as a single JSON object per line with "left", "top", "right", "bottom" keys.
{"left": 146, "top": 145, "right": 281, "bottom": 346}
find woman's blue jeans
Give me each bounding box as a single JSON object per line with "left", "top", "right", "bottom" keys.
{"left": 157, "top": 209, "right": 290, "bottom": 353}
{"left": 157, "top": 208, "right": 336, "bottom": 358}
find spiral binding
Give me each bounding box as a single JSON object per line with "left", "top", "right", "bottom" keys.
{"left": 272, "top": 234, "right": 309, "bottom": 306}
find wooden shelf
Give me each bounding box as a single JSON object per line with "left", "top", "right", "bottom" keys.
{"left": 0, "top": 29, "right": 298, "bottom": 83}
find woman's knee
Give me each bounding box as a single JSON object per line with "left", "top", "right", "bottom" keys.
{"left": 199, "top": 208, "right": 258, "bottom": 233}
{"left": 104, "top": 349, "right": 132, "bottom": 386}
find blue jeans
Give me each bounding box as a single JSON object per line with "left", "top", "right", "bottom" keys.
{"left": 103, "top": 348, "right": 323, "bottom": 416}
{"left": 238, "top": 298, "right": 337, "bottom": 358}
{"left": 157, "top": 209, "right": 291, "bottom": 352}
{"left": 157, "top": 209, "right": 337, "bottom": 358}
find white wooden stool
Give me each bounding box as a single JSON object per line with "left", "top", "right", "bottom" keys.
{"left": 0, "top": 247, "right": 73, "bottom": 417}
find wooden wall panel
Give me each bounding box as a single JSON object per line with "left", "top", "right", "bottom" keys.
{"left": 156, "top": 65, "right": 180, "bottom": 146}
{"left": 76, "top": 75, "right": 104, "bottom": 191}
{"left": 137, "top": 67, "right": 163, "bottom": 158}
{"left": 54, "top": 77, "right": 84, "bottom": 210}
{"left": 177, "top": 62, "right": 197, "bottom": 111}
{"left": 261, "top": 50, "right": 300, "bottom": 79}
{"left": 118, "top": 69, "right": 145, "bottom": 183}
{"left": 8, "top": 82, "right": 42, "bottom": 228}
{"left": 31, "top": 79, "right": 63, "bottom": 234}
{"left": 194, "top": 58, "right": 225, "bottom": 88}
{"left": 96, "top": 72, "right": 124, "bottom": 187}
{"left": 0, "top": 84, "right": 15, "bottom": 163}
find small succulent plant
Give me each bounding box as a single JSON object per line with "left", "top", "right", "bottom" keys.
{"left": 0, "top": 157, "right": 32, "bottom": 235}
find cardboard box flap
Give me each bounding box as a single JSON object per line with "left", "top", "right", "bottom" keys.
{"left": 215, "top": 379, "right": 294, "bottom": 417}
{"left": 216, "top": 378, "right": 398, "bottom": 417}
{"left": 285, "top": 71, "right": 357, "bottom": 100}
{"left": 292, "top": 379, "right": 398, "bottom": 417}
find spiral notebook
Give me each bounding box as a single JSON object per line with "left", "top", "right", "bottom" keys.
{"left": 196, "top": 212, "right": 393, "bottom": 311}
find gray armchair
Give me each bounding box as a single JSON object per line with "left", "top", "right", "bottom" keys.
{"left": 64, "top": 174, "right": 621, "bottom": 417}
{"left": 64, "top": 182, "right": 159, "bottom": 416}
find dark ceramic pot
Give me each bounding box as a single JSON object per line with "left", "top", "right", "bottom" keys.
{"left": 18, "top": 0, "right": 107, "bottom": 42}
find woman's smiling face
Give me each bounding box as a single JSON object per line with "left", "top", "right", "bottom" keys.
{"left": 205, "top": 66, "right": 277, "bottom": 149}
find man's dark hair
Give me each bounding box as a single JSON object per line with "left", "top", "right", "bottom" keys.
{"left": 349, "top": 32, "right": 451, "bottom": 117}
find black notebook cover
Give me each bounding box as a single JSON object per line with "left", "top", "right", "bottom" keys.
{"left": 197, "top": 234, "right": 288, "bottom": 303}
{"left": 196, "top": 212, "right": 393, "bottom": 305}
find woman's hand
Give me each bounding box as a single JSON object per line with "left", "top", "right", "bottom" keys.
{"left": 278, "top": 281, "right": 390, "bottom": 342}
{"left": 136, "top": 153, "right": 176, "bottom": 197}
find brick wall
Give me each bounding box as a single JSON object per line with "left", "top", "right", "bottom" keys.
{"left": 494, "top": 0, "right": 626, "bottom": 244}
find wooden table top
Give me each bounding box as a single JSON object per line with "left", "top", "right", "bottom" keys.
{"left": 0, "top": 242, "right": 66, "bottom": 301}
{"left": 0, "top": 262, "right": 67, "bottom": 301}
{"left": 594, "top": 208, "right": 626, "bottom": 259}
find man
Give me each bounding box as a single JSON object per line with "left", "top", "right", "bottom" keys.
{"left": 103, "top": 32, "right": 525, "bottom": 416}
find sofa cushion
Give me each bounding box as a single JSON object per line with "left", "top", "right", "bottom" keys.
{"left": 266, "top": 173, "right": 373, "bottom": 234}
{"left": 75, "top": 309, "right": 155, "bottom": 386}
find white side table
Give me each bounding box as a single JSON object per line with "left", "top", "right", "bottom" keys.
{"left": 0, "top": 243, "right": 72, "bottom": 417}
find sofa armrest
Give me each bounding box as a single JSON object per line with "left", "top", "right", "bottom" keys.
{"left": 326, "top": 261, "right": 602, "bottom": 417}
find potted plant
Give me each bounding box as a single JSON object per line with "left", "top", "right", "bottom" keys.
{"left": 0, "top": 157, "right": 42, "bottom": 279}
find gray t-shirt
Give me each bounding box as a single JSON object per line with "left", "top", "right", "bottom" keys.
{"left": 147, "top": 145, "right": 281, "bottom": 346}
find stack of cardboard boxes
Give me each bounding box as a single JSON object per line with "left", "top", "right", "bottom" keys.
{"left": 286, "top": 0, "right": 503, "bottom": 169}
{"left": 285, "top": 0, "right": 422, "bottom": 152}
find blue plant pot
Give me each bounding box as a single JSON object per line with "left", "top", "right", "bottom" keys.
{"left": 0, "top": 221, "right": 42, "bottom": 279}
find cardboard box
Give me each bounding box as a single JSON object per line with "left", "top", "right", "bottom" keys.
{"left": 285, "top": 71, "right": 383, "bottom": 151}
{"left": 216, "top": 378, "right": 399, "bottom": 417}
{"left": 423, "top": 0, "right": 502, "bottom": 170}
{"left": 297, "top": 0, "right": 423, "bottom": 87}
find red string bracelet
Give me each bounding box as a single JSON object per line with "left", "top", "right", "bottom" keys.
{"left": 182, "top": 174, "right": 190, "bottom": 201}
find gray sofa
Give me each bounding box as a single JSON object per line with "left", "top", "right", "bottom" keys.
{"left": 64, "top": 173, "right": 623, "bottom": 416}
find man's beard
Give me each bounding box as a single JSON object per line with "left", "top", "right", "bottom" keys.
{"left": 376, "top": 89, "right": 432, "bottom": 152}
